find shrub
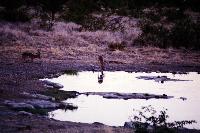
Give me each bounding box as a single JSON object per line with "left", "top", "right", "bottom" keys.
{"left": 36, "top": 0, "right": 67, "bottom": 29}
{"left": 108, "top": 42, "right": 126, "bottom": 51}
{"left": 0, "top": 0, "right": 30, "bottom": 22}
{"left": 81, "top": 15, "right": 106, "bottom": 31}
{"left": 135, "top": 15, "right": 200, "bottom": 50}
{"left": 161, "top": 7, "right": 185, "bottom": 22}
{"left": 63, "top": 69, "right": 78, "bottom": 75}
{"left": 132, "top": 105, "right": 197, "bottom": 133}
{"left": 170, "top": 19, "right": 200, "bottom": 50}
{"left": 135, "top": 19, "right": 170, "bottom": 48}
{"left": 62, "top": 0, "right": 100, "bottom": 24}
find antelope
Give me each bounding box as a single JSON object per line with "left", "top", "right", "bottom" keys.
{"left": 98, "top": 55, "right": 104, "bottom": 71}
{"left": 98, "top": 55, "right": 105, "bottom": 84}
{"left": 22, "top": 49, "right": 41, "bottom": 62}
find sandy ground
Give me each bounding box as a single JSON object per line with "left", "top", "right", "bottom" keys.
{"left": 0, "top": 20, "right": 200, "bottom": 133}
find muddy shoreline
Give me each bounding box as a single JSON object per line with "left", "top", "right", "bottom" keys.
{"left": 1, "top": 61, "right": 200, "bottom": 79}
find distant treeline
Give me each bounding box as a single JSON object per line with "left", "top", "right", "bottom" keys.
{"left": 0, "top": 0, "right": 199, "bottom": 50}
{"left": 0, "top": 0, "right": 199, "bottom": 22}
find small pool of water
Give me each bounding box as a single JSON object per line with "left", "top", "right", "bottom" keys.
{"left": 45, "top": 71, "right": 200, "bottom": 129}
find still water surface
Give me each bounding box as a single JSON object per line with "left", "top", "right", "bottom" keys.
{"left": 46, "top": 72, "right": 200, "bottom": 129}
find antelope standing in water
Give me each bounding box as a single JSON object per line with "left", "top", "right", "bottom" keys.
{"left": 22, "top": 49, "right": 41, "bottom": 62}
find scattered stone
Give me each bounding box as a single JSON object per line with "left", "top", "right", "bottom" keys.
{"left": 136, "top": 75, "right": 191, "bottom": 83}
{"left": 35, "top": 94, "right": 55, "bottom": 101}
{"left": 124, "top": 121, "right": 134, "bottom": 128}
{"left": 124, "top": 121, "right": 153, "bottom": 130}
{"left": 180, "top": 97, "right": 187, "bottom": 101}
{"left": 26, "top": 99, "right": 61, "bottom": 109}
{"left": 22, "top": 92, "right": 55, "bottom": 101}
{"left": 18, "top": 111, "right": 33, "bottom": 116}
{"left": 81, "top": 92, "right": 173, "bottom": 100}
{"left": 44, "top": 84, "right": 54, "bottom": 89}
{"left": 163, "top": 94, "right": 167, "bottom": 97}
{"left": 4, "top": 100, "right": 35, "bottom": 110}
{"left": 4, "top": 99, "right": 65, "bottom": 110}
{"left": 103, "top": 93, "right": 120, "bottom": 99}
{"left": 42, "top": 80, "right": 64, "bottom": 89}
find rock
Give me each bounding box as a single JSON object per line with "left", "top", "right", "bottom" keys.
{"left": 93, "top": 122, "right": 105, "bottom": 126}
{"left": 4, "top": 99, "right": 65, "bottom": 111}
{"left": 22, "top": 92, "right": 55, "bottom": 101}
{"left": 136, "top": 76, "right": 191, "bottom": 83}
{"left": 42, "top": 80, "right": 64, "bottom": 89}
{"left": 35, "top": 94, "right": 55, "bottom": 101}
{"left": 124, "top": 121, "right": 153, "bottom": 130}
{"left": 124, "top": 122, "right": 134, "bottom": 128}
{"left": 0, "top": 111, "right": 16, "bottom": 116}
{"left": 162, "top": 94, "right": 168, "bottom": 97}
{"left": 83, "top": 92, "right": 173, "bottom": 100}
{"left": 18, "top": 111, "right": 33, "bottom": 116}
{"left": 136, "top": 76, "right": 158, "bottom": 80}
{"left": 155, "top": 76, "right": 167, "bottom": 83}
{"left": 103, "top": 93, "right": 121, "bottom": 99}
{"left": 44, "top": 84, "right": 54, "bottom": 89}
{"left": 4, "top": 100, "right": 35, "bottom": 110}
{"left": 180, "top": 97, "right": 187, "bottom": 101}
{"left": 26, "top": 99, "right": 60, "bottom": 109}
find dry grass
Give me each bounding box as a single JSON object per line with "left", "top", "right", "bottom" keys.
{"left": 0, "top": 20, "right": 199, "bottom": 67}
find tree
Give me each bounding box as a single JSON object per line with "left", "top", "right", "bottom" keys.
{"left": 38, "top": 0, "right": 67, "bottom": 29}
{"left": 0, "top": 0, "right": 28, "bottom": 21}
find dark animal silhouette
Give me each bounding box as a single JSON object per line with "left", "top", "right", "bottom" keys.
{"left": 97, "top": 55, "right": 105, "bottom": 84}
{"left": 98, "top": 71, "right": 104, "bottom": 84}
{"left": 98, "top": 55, "right": 104, "bottom": 71}
{"left": 22, "top": 49, "right": 41, "bottom": 62}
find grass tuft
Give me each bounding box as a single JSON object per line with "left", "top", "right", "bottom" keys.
{"left": 63, "top": 70, "right": 78, "bottom": 76}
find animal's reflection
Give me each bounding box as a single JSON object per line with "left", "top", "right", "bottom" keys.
{"left": 98, "top": 71, "right": 104, "bottom": 84}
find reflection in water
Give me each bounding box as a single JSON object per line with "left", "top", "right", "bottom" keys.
{"left": 46, "top": 72, "right": 200, "bottom": 129}
{"left": 98, "top": 71, "right": 104, "bottom": 84}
